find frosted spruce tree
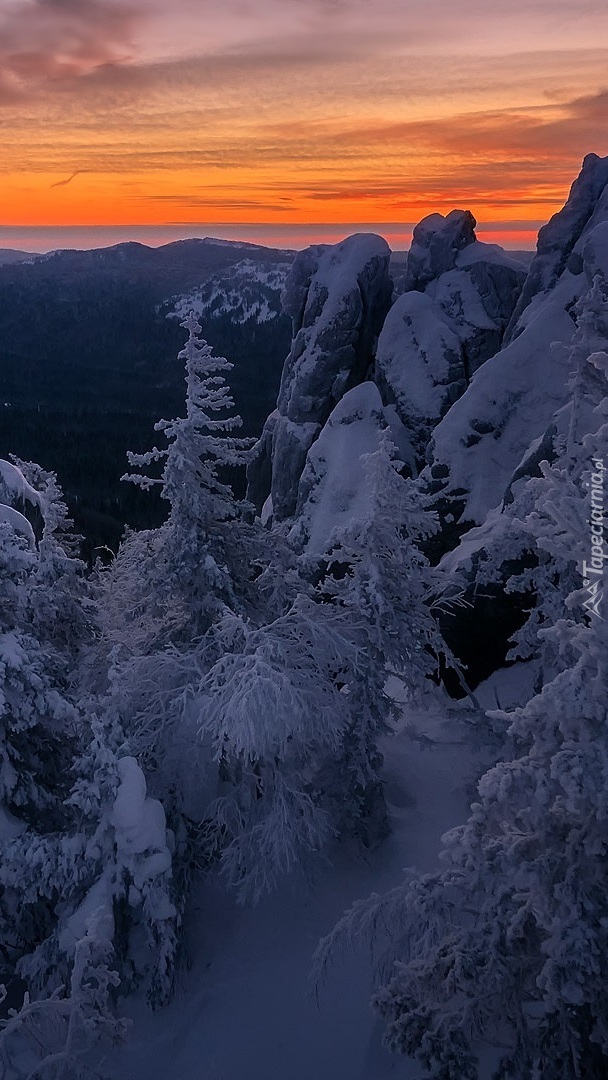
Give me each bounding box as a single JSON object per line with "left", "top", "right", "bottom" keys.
{"left": 322, "top": 615, "right": 607, "bottom": 1080}
{"left": 101, "top": 313, "right": 302, "bottom": 826}
{"left": 0, "top": 462, "right": 79, "bottom": 829}
{"left": 0, "top": 714, "right": 179, "bottom": 1078}
{"left": 12, "top": 458, "right": 94, "bottom": 662}
{"left": 0, "top": 457, "right": 177, "bottom": 1077}
{"left": 196, "top": 597, "right": 358, "bottom": 902}
{"left": 561, "top": 273, "right": 608, "bottom": 454}
{"left": 114, "top": 310, "right": 254, "bottom": 647}
{"left": 195, "top": 438, "right": 453, "bottom": 898}
{"left": 1, "top": 712, "right": 179, "bottom": 1011}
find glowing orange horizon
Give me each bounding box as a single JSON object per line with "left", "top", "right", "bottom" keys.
{"left": 0, "top": 167, "right": 573, "bottom": 236}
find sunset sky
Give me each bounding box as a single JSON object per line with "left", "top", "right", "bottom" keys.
{"left": 1, "top": 0, "right": 607, "bottom": 251}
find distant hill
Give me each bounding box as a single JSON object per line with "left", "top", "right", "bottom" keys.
{"left": 0, "top": 238, "right": 296, "bottom": 556}
{"left": 0, "top": 248, "right": 39, "bottom": 266}
{"left": 0, "top": 236, "right": 538, "bottom": 557}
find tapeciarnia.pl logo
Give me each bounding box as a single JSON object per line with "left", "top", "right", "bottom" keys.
{"left": 581, "top": 456, "right": 605, "bottom": 620}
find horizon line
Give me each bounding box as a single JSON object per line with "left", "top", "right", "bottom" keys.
{"left": 0, "top": 221, "right": 541, "bottom": 254}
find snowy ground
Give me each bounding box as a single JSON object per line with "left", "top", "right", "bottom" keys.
{"left": 109, "top": 672, "right": 524, "bottom": 1080}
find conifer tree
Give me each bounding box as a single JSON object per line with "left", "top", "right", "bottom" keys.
{"left": 0, "top": 712, "right": 179, "bottom": 1013}
{"left": 0, "top": 463, "right": 79, "bottom": 828}
{"left": 197, "top": 596, "right": 357, "bottom": 902}
{"left": 119, "top": 311, "right": 254, "bottom": 642}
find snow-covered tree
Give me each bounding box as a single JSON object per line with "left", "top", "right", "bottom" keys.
{"left": 0, "top": 917, "right": 128, "bottom": 1080}
{"left": 316, "top": 436, "right": 449, "bottom": 844}
{"left": 0, "top": 714, "right": 179, "bottom": 1012}
{"left": 0, "top": 455, "right": 178, "bottom": 1049}
{"left": 12, "top": 459, "right": 94, "bottom": 662}
{"left": 319, "top": 617, "right": 607, "bottom": 1080}
{"left": 192, "top": 442, "right": 453, "bottom": 898}
{"left": 0, "top": 487, "right": 78, "bottom": 827}
{"left": 196, "top": 596, "right": 357, "bottom": 902}
{"left": 118, "top": 311, "right": 254, "bottom": 642}
{"left": 560, "top": 273, "right": 608, "bottom": 454}
{"left": 99, "top": 314, "right": 305, "bottom": 828}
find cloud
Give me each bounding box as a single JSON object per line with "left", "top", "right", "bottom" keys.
{"left": 323, "top": 87, "right": 608, "bottom": 164}
{"left": 50, "top": 170, "right": 87, "bottom": 188}
{"left": 0, "top": 0, "right": 143, "bottom": 96}
{"left": 131, "top": 193, "right": 293, "bottom": 212}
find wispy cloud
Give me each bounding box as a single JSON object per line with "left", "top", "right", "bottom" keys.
{"left": 50, "top": 170, "right": 88, "bottom": 188}
{"left": 0, "top": 0, "right": 143, "bottom": 97}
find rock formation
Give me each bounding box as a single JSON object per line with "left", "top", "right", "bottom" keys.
{"left": 246, "top": 234, "right": 393, "bottom": 519}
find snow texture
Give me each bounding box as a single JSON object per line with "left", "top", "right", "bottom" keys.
{"left": 289, "top": 382, "right": 389, "bottom": 553}
{"left": 173, "top": 259, "right": 292, "bottom": 325}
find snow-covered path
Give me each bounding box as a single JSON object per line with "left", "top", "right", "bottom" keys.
{"left": 111, "top": 690, "right": 491, "bottom": 1080}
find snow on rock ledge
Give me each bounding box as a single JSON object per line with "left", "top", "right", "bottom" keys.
{"left": 247, "top": 234, "right": 392, "bottom": 519}
{"left": 376, "top": 228, "right": 526, "bottom": 467}
{"left": 289, "top": 382, "right": 389, "bottom": 554}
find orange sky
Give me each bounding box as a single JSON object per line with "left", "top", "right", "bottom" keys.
{"left": 1, "top": 0, "right": 607, "bottom": 250}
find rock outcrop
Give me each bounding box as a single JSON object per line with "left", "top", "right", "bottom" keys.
{"left": 404, "top": 209, "right": 477, "bottom": 292}
{"left": 246, "top": 234, "right": 392, "bottom": 519}
{"left": 249, "top": 156, "right": 608, "bottom": 558}
{"left": 505, "top": 152, "right": 608, "bottom": 341}
{"left": 288, "top": 382, "right": 389, "bottom": 554}
{"left": 375, "top": 215, "right": 526, "bottom": 467}
{"left": 421, "top": 154, "right": 608, "bottom": 542}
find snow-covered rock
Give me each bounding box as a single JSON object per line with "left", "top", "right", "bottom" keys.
{"left": 375, "top": 292, "right": 464, "bottom": 468}
{"left": 423, "top": 153, "right": 608, "bottom": 537}
{"left": 247, "top": 234, "right": 392, "bottom": 519}
{"left": 506, "top": 152, "right": 608, "bottom": 341}
{"left": 375, "top": 227, "right": 525, "bottom": 467}
{"left": 289, "top": 382, "right": 389, "bottom": 554}
{"left": 404, "top": 209, "right": 477, "bottom": 292}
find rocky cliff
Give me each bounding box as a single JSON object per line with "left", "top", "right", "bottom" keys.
{"left": 246, "top": 234, "right": 393, "bottom": 520}
{"left": 423, "top": 154, "right": 608, "bottom": 542}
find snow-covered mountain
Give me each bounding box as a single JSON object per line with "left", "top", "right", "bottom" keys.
{"left": 172, "top": 258, "right": 292, "bottom": 325}
{"left": 424, "top": 153, "right": 608, "bottom": 539}
{"left": 250, "top": 155, "right": 608, "bottom": 558}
